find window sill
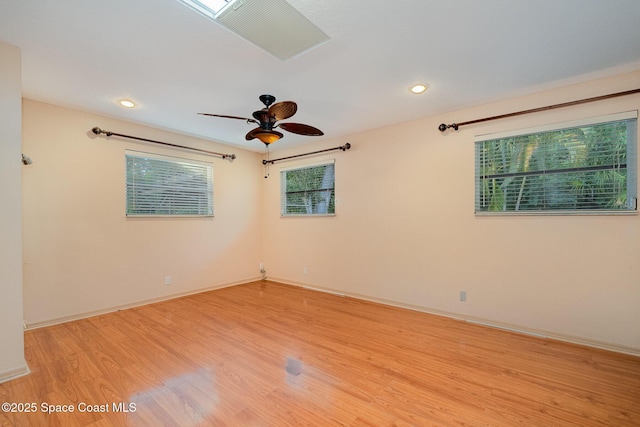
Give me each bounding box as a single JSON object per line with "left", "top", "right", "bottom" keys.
{"left": 280, "top": 214, "right": 336, "bottom": 218}
{"left": 474, "top": 210, "right": 638, "bottom": 217}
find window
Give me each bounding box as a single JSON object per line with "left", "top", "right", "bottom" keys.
{"left": 475, "top": 112, "right": 637, "bottom": 214}
{"left": 125, "top": 151, "right": 213, "bottom": 216}
{"left": 281, "top": 161, "right": 335, "bottom": 216}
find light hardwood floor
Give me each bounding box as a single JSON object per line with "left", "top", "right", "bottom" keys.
{"left": 1, "top": 281, "right": 639, "bottom": 426}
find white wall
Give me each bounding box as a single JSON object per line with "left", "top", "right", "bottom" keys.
{"left": 263, "top": 70, "right": 640, "bottom": 354}
{"left": 18, "top": 69, "right": 640, "bottom": 355}
{"left": 21, "top": 100, "right": 264, "bottom": 326}
{"left": 0, "top": 41, "right": 28, "bottom": 382}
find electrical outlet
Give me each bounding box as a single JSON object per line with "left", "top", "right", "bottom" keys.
{"left": 165, "top": 276, "right": 172, "bottom": 285}
{"left": 259, "top": 262, "right": 264, "bottom": 270}
{"left": 303, "top": 266, "right": 308, "bottom": 275}
{"left": 460, "top": 291, "right": 467, "bottom": 302}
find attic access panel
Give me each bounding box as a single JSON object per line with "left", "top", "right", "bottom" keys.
{"left": 178, "top": 0, "right": 330, "bottom": 60}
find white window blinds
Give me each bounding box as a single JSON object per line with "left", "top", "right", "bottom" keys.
{"left": 125, "top": 151, "right": 213, "bottom": 216}
{"left": 475, "top": 112, "right": 637, "bottom": 214}
{"left": 281, "top": 161, "right": 335, "bottom": 216}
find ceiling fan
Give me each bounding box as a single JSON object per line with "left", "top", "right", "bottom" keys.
{"left": 199, "top": 94, "right": 324, "bottom": 145}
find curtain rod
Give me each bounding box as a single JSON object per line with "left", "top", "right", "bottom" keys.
{"left": 262, "top": 143, "right": 351, "bottom": 165}
{"left": 438, "top": 88, "right": 640, "bottom": 132}
{"left": 91, "top": 127, "right": 236, "bottom": 160}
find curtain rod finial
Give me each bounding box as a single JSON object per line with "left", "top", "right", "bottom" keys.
{"left": 21, "top": 153, "right": 33, "bottom": 165}
{"left": 438, "top": 123, "right": 458, "bottom": 132}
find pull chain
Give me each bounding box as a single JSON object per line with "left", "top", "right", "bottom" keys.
{"left": 264, "top": 144, "right": 270, "bottom": 178}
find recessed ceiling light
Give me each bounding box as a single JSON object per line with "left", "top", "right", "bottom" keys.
{"left": 410, "top": 84, "right": 428, "bottom": 94}
{"left": 119, "top": 99, "right": 136, "bottom": 108}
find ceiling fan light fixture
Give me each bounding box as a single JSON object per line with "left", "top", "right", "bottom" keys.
{"left": 255, "top": 131, "right": 282, "bottom": 144}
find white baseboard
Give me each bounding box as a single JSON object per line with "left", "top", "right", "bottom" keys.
{"left": 25, "top": 276, "right": 262, "bottom": 330}
{"left": 0, "top": 364, "right": 30, "bottom": 385}
{"left": 23, "top": 275, "right": 640, "bottom": 358}
{"left": 269, "top": 277, "right": 640, "bottom": 358}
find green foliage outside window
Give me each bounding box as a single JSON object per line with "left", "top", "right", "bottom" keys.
{"left": 281, "top": 163, "right": 335, "bottom": 215}
{"left": 475, "top": 117, "right": 637, "bottom": 213}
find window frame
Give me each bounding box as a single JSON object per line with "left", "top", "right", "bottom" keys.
{"left": 474, "top": 111, "right": 638, "bottom": 216}
{"left": 280, "top": 159, "right": 336, "bottom": 217}
{"left": 125, "top": 150, "right": 214, "bottom": 217}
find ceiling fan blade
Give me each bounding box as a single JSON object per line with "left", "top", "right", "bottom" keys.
{"left": 268, "top": 101, "right": 297, "bottom": 121}
{"left": 199, "top": 113, "right": 258, "bottom": 124}
{"left": 278, "top": 122, "right": 324, "bottom": 136}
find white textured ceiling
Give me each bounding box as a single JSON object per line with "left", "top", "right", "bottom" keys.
{"left": 2, "top": 0, "right": 640, "bottom": 152}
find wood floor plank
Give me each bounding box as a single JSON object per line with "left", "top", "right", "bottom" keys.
{"left": 2, "top": 280, "right": 639, "bottom": 426}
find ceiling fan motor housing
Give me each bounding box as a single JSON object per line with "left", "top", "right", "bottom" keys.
{"left": 252, "top": 109, "right": 276, "bottom": 130}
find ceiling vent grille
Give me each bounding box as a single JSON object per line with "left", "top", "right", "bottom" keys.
{"left": 215, "top": 0, "right": 330, "bottom": 60}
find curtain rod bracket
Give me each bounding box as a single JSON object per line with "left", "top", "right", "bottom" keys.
{"left": 91, "top": 127, "right": 236, "bottom": 160}
{"left": 438, "top": 88, "right": 640, "bottom": 132}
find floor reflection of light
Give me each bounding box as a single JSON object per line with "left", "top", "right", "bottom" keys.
{"left": 285, "top": 356, "right": 306, "bottom": 391}
{"left": 285, "top": 357, "right": 303, "bottom": 376}
{"left": 283, "top": 355, "right": 337, "bottom": 412}
{"left": 132, "top": 367, "right": 219, "bottom": 424}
